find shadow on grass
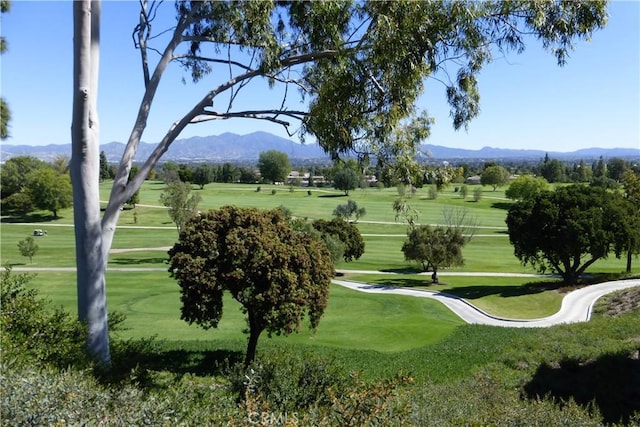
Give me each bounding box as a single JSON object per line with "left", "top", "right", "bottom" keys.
{"left": 1, "top": 213, "right": 58, "bottom": 223}
{"left": 443, "top": 280, "right": 563, "bottom": 299}
{"left": 523, "top": 353, "right": 640, "bottom": 425}
{"left": 104, "top": 340, "right": 244, "bottom": 388}
{"left": 110, "top": 257, "right": 167, "bottom": 265}
{"left": 318, "top": 194, "right": 348, "bottom": 198}
{"left": 491, "top": 202, "right": 512, "bottom": 210}
{"left": 363, "top": 278, "right": 563, "bottom": 299}
{"left": 381, "top": 267, "right": 424, "bottom": 274}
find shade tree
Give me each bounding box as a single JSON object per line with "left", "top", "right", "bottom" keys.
{"left": 505, "top": 175, "right": 549, "bottom": 201}
{"left": 25, "top": 168, "right": 72, "bottom": 218}
{"left": 401, "top": 225, "right": 466, "bottom": 274}
{"left": 480, "top": 165, "right": 510, "bottom": 191}
{"left": 168, "top": 206, "right": 333, "bottom": 366}
{"left": 312, "top": 217, "right": 365, "bottom": 262}
{"left": 70, "top": 0, "right": 609, "bottom": 362}
{"left": 258, "top": 150, "right": 291, "bottom": 184}
{"left": 17, "top": 237, "right": 39, "bottom": 264}
{"left": 506, "top": 185, "right": 620, "bottom": 285}
{"left": 332, "top": 168, "right": 360, "bottom": 196}
{"left": 332, "top": 199, "right": 366, "bottom": 223}
{"left": 159, "top": 181, "right": 201, "bottom": 232}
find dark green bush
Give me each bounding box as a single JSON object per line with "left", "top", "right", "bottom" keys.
{"left": 0, "top": 267, "right": 88, "bottom": 368}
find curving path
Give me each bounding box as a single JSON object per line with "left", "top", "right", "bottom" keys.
{"left": 332, "top": 278, "right": 640, "bottom": 328}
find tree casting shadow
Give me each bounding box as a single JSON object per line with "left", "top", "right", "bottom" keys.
{"left": 523, "top": 352, "right": 640, "bottom": 425}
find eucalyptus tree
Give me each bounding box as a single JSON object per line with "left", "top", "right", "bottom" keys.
{"left": 71, "top": 0, "right": 608, "bottom": 363}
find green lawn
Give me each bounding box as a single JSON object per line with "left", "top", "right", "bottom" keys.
{"left": 2, "top": 180, "right": 636, "bottom": 345}
{"left": 27, "top": 271, "right": 463, "bottom": 352}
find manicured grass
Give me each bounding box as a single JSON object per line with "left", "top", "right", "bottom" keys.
{"left": 3, "top": 180, "right": 634, "bottom": 327}
{"left": 343, "top": 274, "right": 563, "bottom": 319}
{"left": 27, "top": 271, "right": 463, "bottom": 352}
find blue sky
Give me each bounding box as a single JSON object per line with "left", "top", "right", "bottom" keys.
{"left": 1, "top": 1, "right": 639, "bottom": 152}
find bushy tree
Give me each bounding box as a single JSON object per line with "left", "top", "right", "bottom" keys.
{"left": 617, "top": 171, "right": 640, "bottom": 272}
{"left": 216, "top": 163, "right": 233, "bottom": 183}
{"left": 402, "top": 225, "right": 466, "bottom": 273}
{"left": 160, "top": 181, "right": 201, "bottom": 232}
{"left": 192, "top": 164, "right": 216, "bottom": 189}
{"left": 607, "top": 158, "right": 629, "bottom": 182}
{"left": 480, "top": 165, "right": 510, "bottom": 191}
{"left": 258, "top": 150, "right": 290, "bottom": 184}
{"left": 539, "top": 155, "right": 566, "bottom": 183}
{"left": 506, "top": 185, "right": 619, "bottom": 284}
{"left": 312, "top": 217, "right": 365, "bottom": 262}
{"left": 168, "top": 206, "right": 334, "bottom": 366}
{"left": 332, "top": 199, "right": 366, "bottom": 222}
{"left": 17, "top": 237, "right": 39, "bottom": 264}
{"left": 0, "top": 266, "right": 88, "bottom": 368}
{"left": 505, "top": 175, "right": 549, "bottom": 201}
{"left": 333, "top": 168, "right": 360, "bottom": 196}
{"left": 25, "top": 168, "right": 72, "bottom": 218}
{"left": 0, "top": 156, "right": 46, "bottom": 199}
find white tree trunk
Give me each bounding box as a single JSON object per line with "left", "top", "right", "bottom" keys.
{"left": 71, "top": 0, "right": 110, "bottom": 364}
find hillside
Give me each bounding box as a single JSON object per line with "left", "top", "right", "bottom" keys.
{"left": 1, "top": 131, "right": 638, "bottom": 163}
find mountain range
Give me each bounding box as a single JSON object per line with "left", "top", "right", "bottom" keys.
{"left": 1, "top": 131, "right": 638, "bottom": 163}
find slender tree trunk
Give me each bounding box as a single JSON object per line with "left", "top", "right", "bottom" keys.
{"left": 71, "top": 0, "right": 110, "bottom": 364}
{"left": 626, "top": 243, "right": 632, "bottom": 274}
{"left": 245, "top": 312, "right": 262, "bottom": 367}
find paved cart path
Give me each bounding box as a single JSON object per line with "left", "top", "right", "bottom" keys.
{"left": 332, "top": 277, "right": 640, "bottom": 327}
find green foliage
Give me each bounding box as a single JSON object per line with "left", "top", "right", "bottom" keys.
{"left": 17, "top": 236, "right": 38, "bottom": 263}
{"left": 459, "top": 184, "right": 468, "bottom": 199}
{"left": 2, "top": 191, "right": 33, "bottom": 214}
{"left": 0, "top": 267, "right": 87, "bottom": 368}
{"left": 506, "top": 185, "right": 620, "bottom": 284}
{"left": 332, "top": 168, "right": 360, "bottom": 196}
{"left": 159, "top": 181, "right": 201, "bottom": 231}
{"left": 402, "top": 225, "right": 466, "bottom": 272}
{"left": 168, "top": 206, "right": 334, "bottom": 366}
{"left": 258, "top": 150, "right": 290, "bottom": 184}
{"left": 313, "top": 217, "right": 365, "bottom": 262}
{"left": 0, "top": 97, "right": 9, "bottom": 140}
{"left": 99, "top": 150, "right": 111, "bottom": 180}
{"left": 0, "top": 155, "right": 46, "bottom": 199}
{"left": 473, "top": 187, "right": 483, "bottom": 202}
{"left": 332, "top": 199, "right": 366, "bottom": 222}
{"left": 480, "top": 165, "right": 510, "bottom": 191}
{"left": 229, "top": 347, "right": 351, "bottom": 411}
{"left": 539, "top": 155, "right": 567, "bottom": 183}
{"left": 505, "top": 175, "right": 549, "bottom": 200}
{"left": 25, "top": 167, "right": 72, "bottom": 218}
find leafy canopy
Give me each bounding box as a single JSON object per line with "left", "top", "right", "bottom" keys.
{"left": 258, "top": 150, "right": 291, "bottom": 184}
{"left": 506, "top": 185, "right": 619, "bottom": 284}
{"left": 168, "top": 206, "right": 334, "bottom": 366}
{"left": 168, "top": 0, "right": 607, "bottom": 162}
{"left": 313, "top": 217, "right": 365, "bottom": 262}
{"left": 402, "top": 225, "right": 466, "bottom": 272}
